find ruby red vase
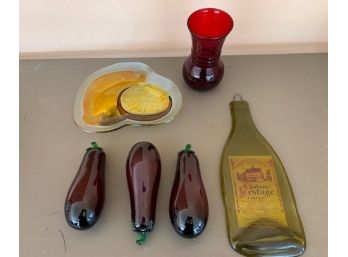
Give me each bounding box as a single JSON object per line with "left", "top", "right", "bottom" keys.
{"left": 183, "top": 8, "right": 234, "bottom": 91}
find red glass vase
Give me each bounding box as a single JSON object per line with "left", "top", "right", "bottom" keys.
{"left": 183, "top": 8, "right": 234, "bottom": 91}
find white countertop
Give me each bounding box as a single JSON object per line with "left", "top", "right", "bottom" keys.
{"left": 19, "top": 54, "right": 327, "bottom": 257}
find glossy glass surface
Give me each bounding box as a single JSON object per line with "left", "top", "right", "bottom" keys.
{"left": 83, "top": 71, "right": 147, "bottom": 125}
{"left": 64, "top": 145, "right": 105, "bottom": 230}
{"left": 220, "top": 100, "right": 306, "bottom": 256}
{"left": 126, "top": 142, "right": 161, "bottom": 233}
{"left": 183, "top": 8, "right": 233, "bottom": 91}
{"left": 188, "top": 8, "right": 233, "bottom": 38}
{"left": 74, "top": 62, "right": 183, "bottom": 133}
{"left": 169, "top": 149, "right": 209, "bottom": 238}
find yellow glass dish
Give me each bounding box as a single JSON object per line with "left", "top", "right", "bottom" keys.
{"left": 83, "top": 71, "right": 147, "bottom": 125}
{"left": 74, "top": 62, "right": 182, "bottom": 132}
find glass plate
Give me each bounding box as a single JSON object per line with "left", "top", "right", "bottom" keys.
{"left": 73, "top": 62, "right": 182, "bottom": 132}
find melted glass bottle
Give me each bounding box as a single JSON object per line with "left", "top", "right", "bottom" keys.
{"left": 220, "top": 95, "right": 306, "bottom": 257}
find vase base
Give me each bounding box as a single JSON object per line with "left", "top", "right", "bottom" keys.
{"left": 182, "top": 62, "right": 224, "bottom": 91}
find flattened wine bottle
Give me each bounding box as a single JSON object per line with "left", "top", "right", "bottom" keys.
{"left": 220, "top": 95, "right": 306, "bottom": 257}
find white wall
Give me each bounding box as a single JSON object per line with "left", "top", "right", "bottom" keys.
{"left": 20, "top": 0, "right": 327, "bottom": 58}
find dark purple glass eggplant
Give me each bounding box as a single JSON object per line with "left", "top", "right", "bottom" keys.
{"left": 126, "top": 141, "right": 161, "bottom": 245}
{"left": 64, "top": 142, "right": 105, "bottom": 230}
{"left": 169, "top": 144, "right": 209, "bottom": 238}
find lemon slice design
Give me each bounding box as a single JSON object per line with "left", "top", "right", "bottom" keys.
{"left": 120, "top": 84, "right": 170, "bottom": 116}
{"left": 83, "top": 71, "right": 147, "bottom": 125}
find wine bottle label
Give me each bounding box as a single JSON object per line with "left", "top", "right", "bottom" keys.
{"left": 229, "top": 155, "right": 288, "bottom": 228}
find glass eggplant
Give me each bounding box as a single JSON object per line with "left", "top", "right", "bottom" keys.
{"left": 126, "top": 141, "right": 161, "bottom": 245}
{"left": 64, "top": 142, "right": 106, "bottom": 230}
{"left": 169, "top": 144, "right": 209, "bottom": 238}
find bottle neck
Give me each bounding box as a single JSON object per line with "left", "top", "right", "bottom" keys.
{"left": 230, "top": 101, "right": 256, "bottom": 131}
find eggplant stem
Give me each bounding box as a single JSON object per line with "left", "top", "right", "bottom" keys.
{"left": 184, "top": 144, "right": 192, "bottom": 152}
{"left": 136, "top": 233, "right": 147, "bottom": 245}
{"left": 91, "top": 142, "right": 99, "bottom": 149}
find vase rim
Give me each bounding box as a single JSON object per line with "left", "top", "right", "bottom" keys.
{"left": 187, "top": 8, "right": 234, "bottom": 39}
